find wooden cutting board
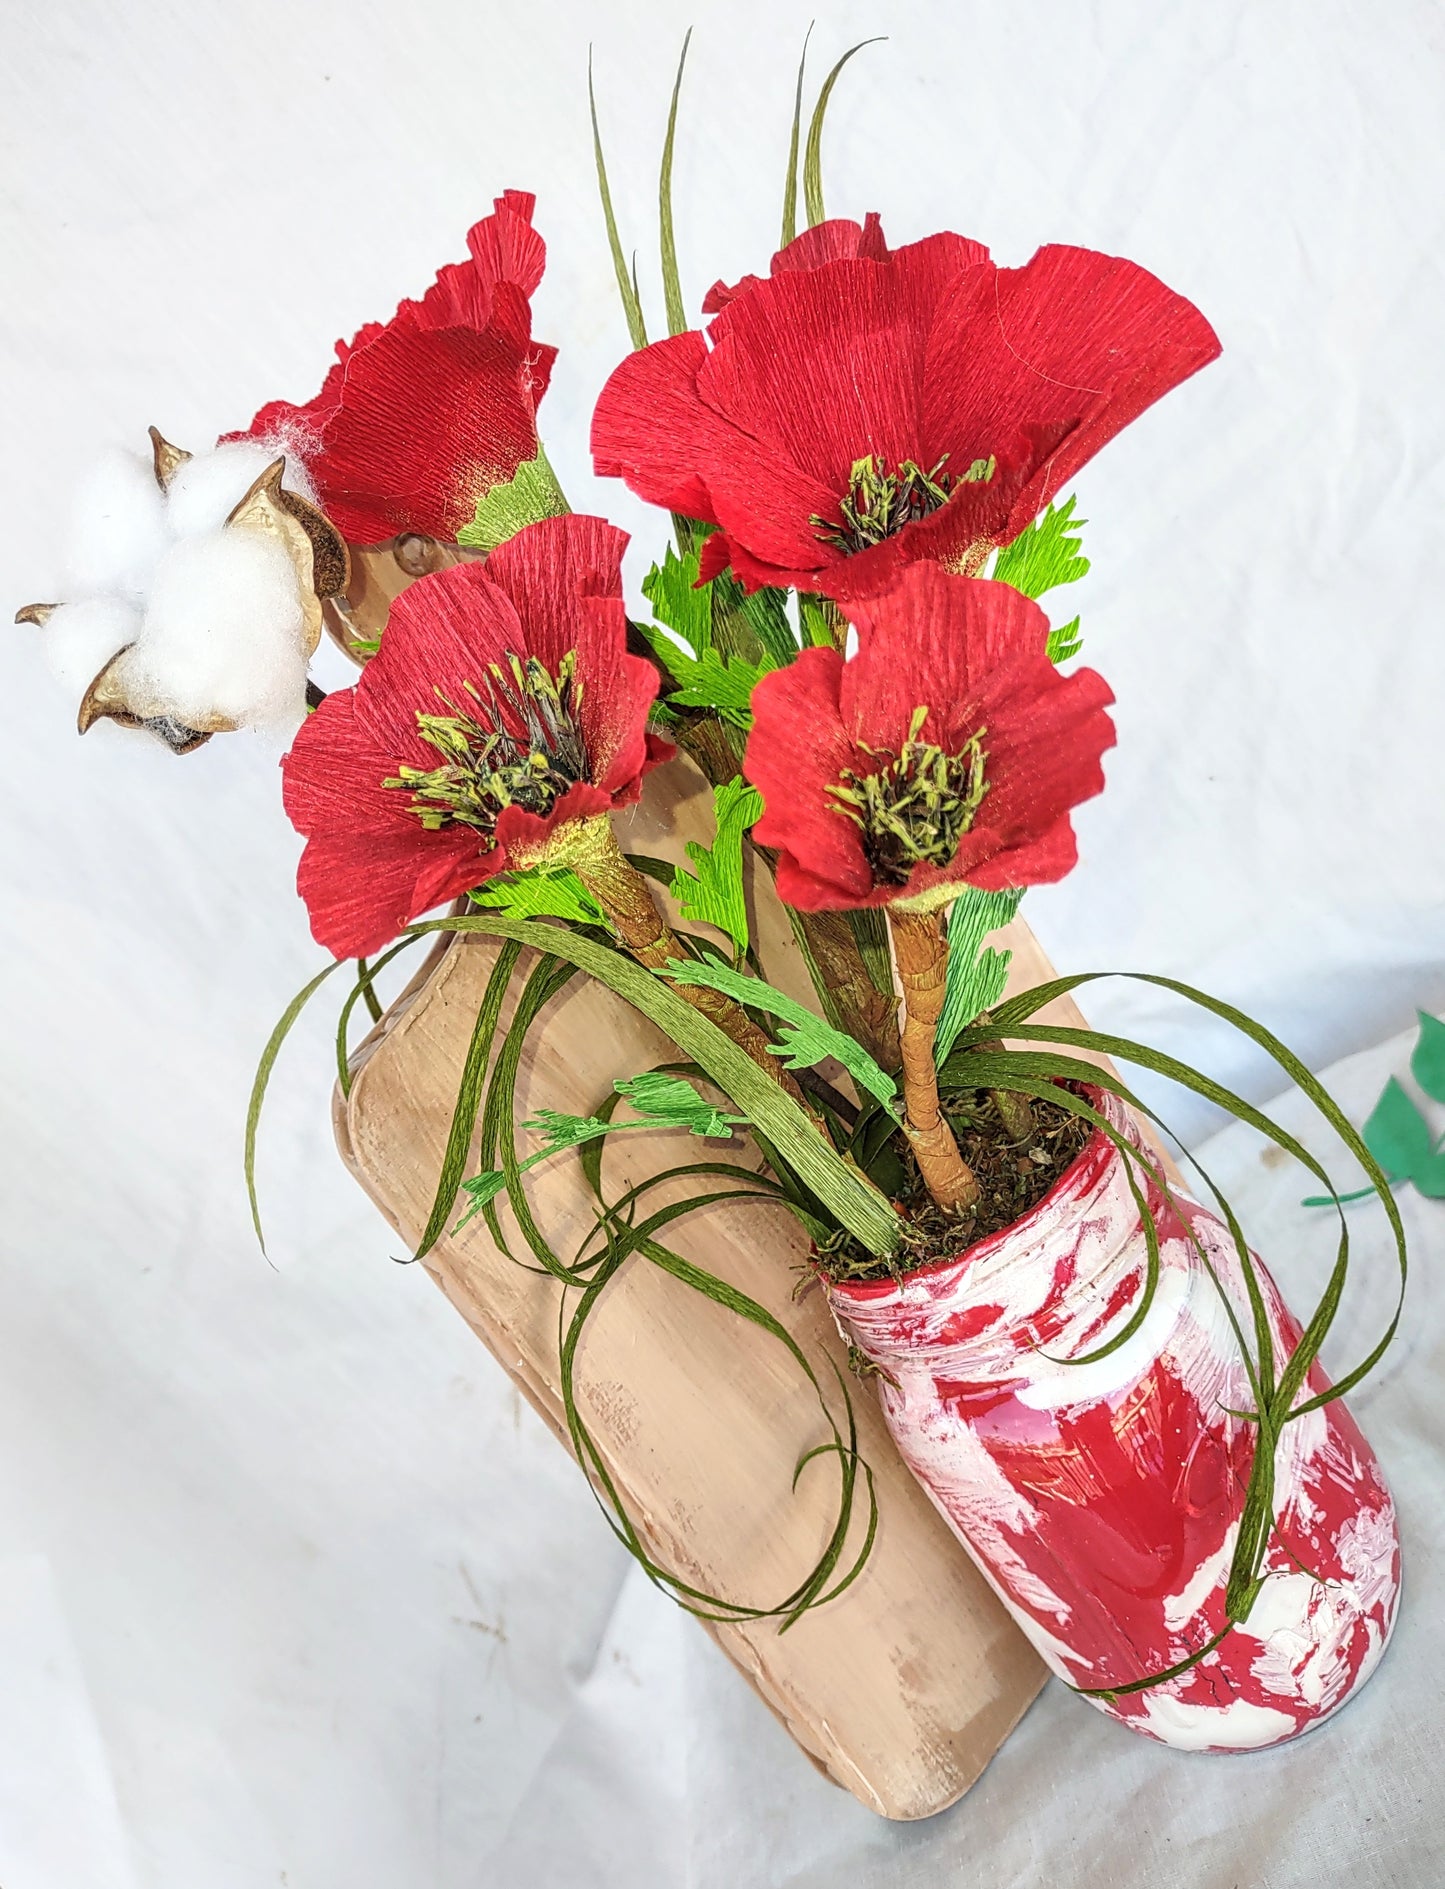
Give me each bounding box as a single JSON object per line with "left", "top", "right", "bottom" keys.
{"left": 333, "top": 756, "right": 1123, "bottom": 1819}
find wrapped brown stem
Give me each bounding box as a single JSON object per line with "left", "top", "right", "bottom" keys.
{"left": 888, "top": 908, "right": 980, "bottom": 1213}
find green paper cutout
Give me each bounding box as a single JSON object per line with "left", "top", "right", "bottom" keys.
{"left": 1304, "top": 1011, "right": 1445, "bottom": 1205}
{"left": 664, "top": 957, "right": 901, "bottom": 1119}
{"left": 469, "top": 868, "right": 602, "bottom": 926}
{"left": 1410, "top": 1009, "right": 1445, "bottom": 1103}
{"left": 670, "top": 777, "right": 763, "bottom": 957}
{"left": 993, "top": 496, "right": 1090, "bottom": 601}
{"left": 1046, "top": 616, "right": 1084, "bottom": 664}
{"left": 934, "top": 886, "right": 1025, "bottom": 1067}
{"left": 455, "top": 1073, "right": 747, "bottom": 1232}
{"left": 456, "top": 446, "right": 568, "bottom": 553}
{"left": 639, "top": 540, "right": 786, "bottom": 727}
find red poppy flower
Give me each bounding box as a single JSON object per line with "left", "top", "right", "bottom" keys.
{"left": 592, "top": 216, "right": 1218, "bottom": 601}
{"left": 281, "top": 513, "right": 672, "bottom": 957}
{"left": 236, "top": 191, "right": 557, "bottom": 545}
{"left": 743, "top": 565, "right": 1115, "bottom": 912}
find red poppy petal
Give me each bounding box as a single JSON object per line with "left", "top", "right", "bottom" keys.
{"left": 313, "top": 319, "right": 542, "bottom": 542}
{"left": 746, "top": 648, "right": 877, "bottom": 905}
{"left": 590, "top": 332, "right": 727, "bottom": 520}
{"left": 282, "top": 688, "right": 501, "bottom": 957}
{"left": 467, "top": 190, "right": 546, "bottom": 300}
{"left": 701, "top": 212, "right": 895, "bottom": 314}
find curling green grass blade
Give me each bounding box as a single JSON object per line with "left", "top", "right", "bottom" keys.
{"left": 406, "top": 915, "right": 901, "bottom": 1256}
{"left": 414, "top": 942, "right": 522, "bottom": 1260}
{"left": 246, "top": 958, "right": 347, "bottom": 1253}
{"left": 589, "top": 49, "right": 647, "bottom": 349}
{"left": 659, "top": 28, "right": 693, "bottom": 337}
{"left": 781, "top": 23, "right": 812, "bottom": 244}
{"left": 336, "top": 936, "right": 425, "bottom": 1098}
{"left": 802, "top": 39, "right": 884, "bottom": 227}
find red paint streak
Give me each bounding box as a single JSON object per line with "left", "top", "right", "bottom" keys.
{"left": 828, "top": 1087, "right": 1401, "bottom": 1751}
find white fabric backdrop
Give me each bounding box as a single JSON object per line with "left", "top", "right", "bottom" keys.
{"left": 2, "top": 0, "right": 1442, "bottom": 1882}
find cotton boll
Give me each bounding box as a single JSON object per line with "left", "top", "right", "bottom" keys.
{"left": 40, "top": 598, "right": 141, "bottom": 703}
{"left": 62, "top": 448, "right": 170, "bottom": 602}
{"left": 165, "top": 441, "right": 299, "bottom": 540}
{"left": 133, "top": 530, "right": 310, "bottom": 732}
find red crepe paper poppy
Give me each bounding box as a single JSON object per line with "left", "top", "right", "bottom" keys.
{"left": 592, "top": 216, "right": 1219, "bottom": 601}
{"left": 282, "top": 514, "right": 672, "bottom": 958}
{"left": 236, "top": 191, "right": 557, "bottom": 545}
{"left": 743, "top": 565, "right": 1116, "bottom": 912}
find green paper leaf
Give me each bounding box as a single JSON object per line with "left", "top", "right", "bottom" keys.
{"left": 642, "top": 542, "right": 714, "bottom": 655}
{"left": 664, "top": 648, "right": 775, "bottom": 724}
{"left": 663, "top": 957, "right": 901, "bottom": 1120}
{"left": 994, "top": 496, "right": 1090, "bottom": 601}
{"left": 1357, "top": 1075, "right": 1445, "bottom": 1195}
{"left": 670, "top": 777, "right": 763, "bottom": 955}
{"left": 1045, "top": 616, "right": 1084, "bottom": 664}
{"left": 468, "top": 867, "right": 603, "bottom": 926}
{"left": 456, "top": 446, "right": 568, "bottom": 553}
{"left": 1410, "top": 1010, "right": 1445, "bottom": 1104}
{"left": 934, "top": 886, "right": 1025, "bottom": 1067}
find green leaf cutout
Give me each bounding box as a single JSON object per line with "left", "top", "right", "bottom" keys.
{"left": 469, "top": 867, "right": 603, "bottom": 926}
{"left": 639, "top": 541, "right": 784, "bottom": 725}
{"left": 670, "top": 778, "right": 763, "bottom": 956}
{"left": 994, "top": 496, "right": 1090, "bottom": 601}
{"left": 1046, "top": 616, "right": 1084, "bottom": 664}
{"left": 663, "top": 956, "right": 901, "bottom": 1119}
{"left": 780, "top": 25, "right": 813, "bottom": 246}
{"left": 456, "top": 446, "right": 569, "bottom": 553}
{"left": 1411, "top": 1010, "right": 1445, "bottom": 1103}
{"left": 934, "top": 886, "right": 1025, "bottom": 1067}
{"left": 456, "top": 1072, "right": 750, "bottom": 1231}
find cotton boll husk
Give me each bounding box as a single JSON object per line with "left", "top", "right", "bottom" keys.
{"left": 164, "top": 441, "right": 313, "bottom": 540}
{"left": 62, "top": 448, "right": 170, "bottom": 602}
{"left": 134, "top": 530, "right": 309, "bottom": 732}
{"left": 41, "top": 598, "right": 141, "bottom": 702}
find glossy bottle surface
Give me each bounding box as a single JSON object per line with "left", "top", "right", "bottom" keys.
{"left": 827, "top": 1090, "right": 1400, "bottom": 1751}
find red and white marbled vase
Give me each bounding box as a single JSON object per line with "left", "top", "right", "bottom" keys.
{"left": 826, "top": 1087, "right": 1400, "bottom": 1751}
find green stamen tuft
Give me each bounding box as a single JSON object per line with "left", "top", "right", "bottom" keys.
{"left": 384, "top": 652, "right": 588, "bottom": 837}
{"left": 812, "top": 453, "right": 995, "bottom": 556}
{"left": 829, "top": 705, "right": 990, "bottom": 883}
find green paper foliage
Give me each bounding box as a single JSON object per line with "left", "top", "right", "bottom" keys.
{"left": 934, "top": 886, "right": 1025, "bottom": 1067}
{"left": 455, "top": 447, "right": 569, "bottom": 553}
{"left": 670, "top": 777, "right": 763, "bottom": 957}
{"left": 1303, "top": 1010, "right": 1445, "bottom": 1205}
{"left": 1046, "top": 616, "right": 1084, "bottom": 663}
{"left": 639, "top": 539, "right": 795, "bottom": 726}
{"left": 455, "top": 1072, "right": 748, "bottom": 1231}
{"left": 993, "top": 496, "right": 1090, "bottom": 600}
{"left": 468, "top": 868, "right": 603, "bottom": 926}
{"left": 663, "top": 956, "right": 901, "bottom": 1119}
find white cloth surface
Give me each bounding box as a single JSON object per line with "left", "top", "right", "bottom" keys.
{"left": 1, "top": 0, "right": 1442, "bottom": 1882}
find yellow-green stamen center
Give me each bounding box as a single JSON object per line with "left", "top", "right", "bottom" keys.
{"left": 829, "top": 705, "right": 990, "bottom": 883}
{"left": 812, "top": 452, "right": 995, "bottom": 555}
{"left": 384, "top": 651, "right": 587, "bottom": 836}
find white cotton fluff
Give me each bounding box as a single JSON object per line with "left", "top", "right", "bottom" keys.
{"left": 62, "top": 448, "right": 170, "bottom": 602}
{"left": 40, "top": 598, "right": 142, "bottom": 702}
{"left": 131, "top": 529, "right": 310, "bottom": 732}
{"left": 164, "top": 439, "right": 308, "bottom": 539}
